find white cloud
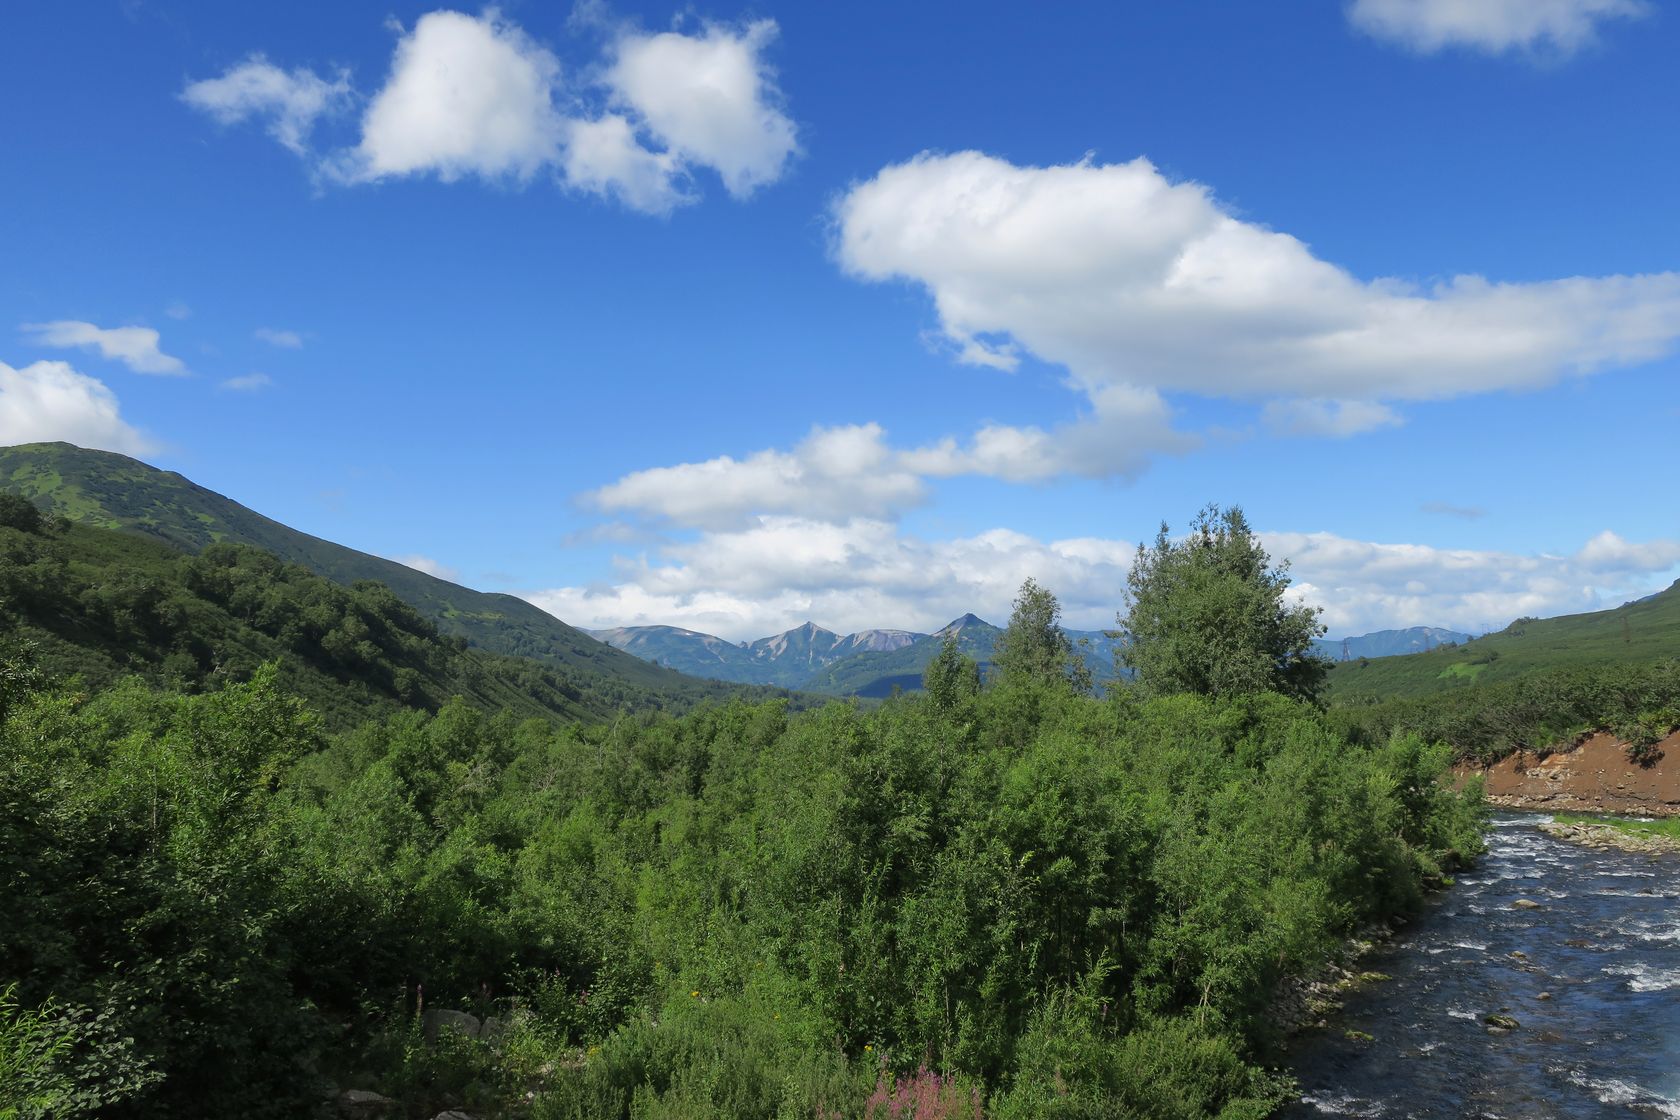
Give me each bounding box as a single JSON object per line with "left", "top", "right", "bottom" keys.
{"left": 833, "top": 151, "right": 1680, "bottom": 477}
{"left": 593, "top": 423, "right": 926, "bottom": 528}
{"left": 530, "top": 517, "right": 1136, "bottom": 641}
{"left": 165, "top": 302, "right": 192, "bottom": 321}
{"left": 605, "top": 19, "right": 797, "bottom": 198}
{"left": 342, "top": 10, "right": 565, "bottom": 183}
{"left": 184, "top": 11, "right": 797, "bottom": 214}
{"left": 1574, "top": 530, "right": 1680, "bottom": 573}
{"left": 390, "top": 553, "right": 461, "bottom": 582}
{"left": 219, "top": 373, "right": 272, "bottom": 392}
{"left": 0, "top": 360, "right": 154, "bottom": 455}
{"left": 1271, "top": 529, "right": 1680, "bottom": 636}
{"left": 562, "top": 113, "right": 691, "bottom": 214}
{"left": 21, "top": 320, "right": 186, "bottom": 375}
{"left": 254, "top": 327, "right": 303, "bottom": 349}
{"left": 180, "top": 55, "right": 351, "bottom": 155}
{"left": 1262, "top": 398, "right": 1403, "bottom": 438}
{"left": 531, "top": 515, "right": 1680, "bottom": 643}
{"left": 589, "top": 403, "right": 1196, "bottom": 532}
{"left": 1348, "top": 0, "right": 1650, "bottom": 56}
{"left": 904, "top": 383, "right": 1196, "bottom": 483}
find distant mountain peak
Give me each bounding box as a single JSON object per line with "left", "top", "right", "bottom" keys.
{"left": 934, "top": 613, "right": 991, "bottom": 637}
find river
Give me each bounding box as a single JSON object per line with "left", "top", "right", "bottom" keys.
{"left": 1279, "top": 814, "right": 1680, "bottom": 1119}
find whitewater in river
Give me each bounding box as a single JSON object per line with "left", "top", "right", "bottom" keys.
{"left": 1280, "top": 814, "right": 1680, "bottom": 1119}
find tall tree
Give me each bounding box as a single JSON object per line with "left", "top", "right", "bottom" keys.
{"left": 994, "top": 578, "right": 1092, "bottom": 692}
{"left": 1120, "top": 504, "right": 1327, "bottom": 703}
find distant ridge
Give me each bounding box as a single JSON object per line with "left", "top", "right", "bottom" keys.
{"left": 590, "top": 621, "right": 927, "bottom": 688}
{"left": 595, "top": 614, "right": 1486, "bottom": 698}
{"left": 1312, "top": 626, "right": 1474, "bottom": 661}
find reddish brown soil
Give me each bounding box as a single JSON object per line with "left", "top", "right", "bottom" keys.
{"left": 1455, "top": 730, "right": 1680, "bottom": 817}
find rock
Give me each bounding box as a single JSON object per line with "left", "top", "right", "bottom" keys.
{"left": 422, "top": 1009, "right": 482, "bottom": 1042}
{"left": 479, "top": 1015, "right": 506, "bottom": 1044}
{"left": 1484, "top": 1013, "right": 1521, "bottom": 1031}
{"left": 1512, "top": 899, "right": 1542, "bottom": 910}
{"left": 433, "top": 1112, "right": 476, "bottom": 1120}
{"left": 1537, "top": 992, "right": 1552, "bottom": 1001}
{"left": 1508, "top": 950, "right": 1527, "bottom": 960}
{"left": 338, "top": 1089, "right": 396, "bottom": 1117}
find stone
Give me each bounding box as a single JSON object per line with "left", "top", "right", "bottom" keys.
{"left": 1511, "top": 899, "right": 1542, "bottom": 910}
{"left": 1537, "top": 992, "right": 1552, "bottom": 1001}
{"left": 479, "top": 1015, "right": 506, "bottom": 1043}
{"left": 1483, "top": 1013, "right": 1521, "bottom": 1031}
{"left": 338, "top": 1089, "right": 396, "bottom": 1117}
{"left": 432, "top": 1113, "right": 476, "bottom": 1120}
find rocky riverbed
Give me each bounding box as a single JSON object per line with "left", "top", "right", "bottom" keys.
{"left": 1277, "top": 813, "right": 1680, "bottom": 1118}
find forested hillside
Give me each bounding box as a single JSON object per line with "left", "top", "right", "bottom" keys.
{"left": 1324, "top": 584, "right": 1680, "bottom": 762}
{"left": 0, "top": 498, "right": 599, "bottom": 727}
{"left": 0, "top": 443, "right": 739, "bottom": 705}
{"left": 0, "top": 494, "right": 791, "bottom": 727}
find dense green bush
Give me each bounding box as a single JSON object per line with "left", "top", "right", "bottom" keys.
{"left": 1332, "top": 659, "right": 1680, "bottom": 763}
{"left": 2, "top": 637, "right": 1485, "bottom": 1118}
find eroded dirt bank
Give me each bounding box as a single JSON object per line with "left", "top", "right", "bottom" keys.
{"left": 1454, "top": 730, "right": 1680, "bottom": 817}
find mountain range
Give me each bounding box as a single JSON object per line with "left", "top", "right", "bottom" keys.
{"left": 590, "top": 617, "right": 1475, "bottom": 698}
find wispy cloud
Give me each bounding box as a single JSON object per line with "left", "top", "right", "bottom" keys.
{"left": 1348, "top": 0, "right": 1651, "bottom": 57}
{"left": 219, "top": 372, "right": 272, "bottom": 393}
{"left": 254, "top": 327, "right": 303, "bottom": 349}
{"left": 180, "top": 54, "right": 352, "bottom": 155}
{"left": 1421, "top": 501, "right": 1487, "bottom": 519}
{"left": 20, "top": 320, "right": 187, "bottom": 375}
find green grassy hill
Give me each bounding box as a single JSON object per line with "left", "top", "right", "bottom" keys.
{"left": 0, "top": 443, "right": 789, "bottom": 714}
{"left": 1327, "top": 580, "right": 1680, "bottom": 703}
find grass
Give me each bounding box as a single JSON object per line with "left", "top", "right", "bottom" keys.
{"left": 1552, "top": 813, "right": 1680, "bottom": 841}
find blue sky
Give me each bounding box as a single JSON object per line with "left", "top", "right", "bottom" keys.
{"left": 3, "top": 0, "right": 1678, "bottom": 640}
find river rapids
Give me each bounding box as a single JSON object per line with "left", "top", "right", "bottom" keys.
{"left": 1280, "top": 813, "right": 1680, "bottom": 1119}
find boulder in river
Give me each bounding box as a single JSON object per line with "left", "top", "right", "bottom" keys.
{"left": 1483, "top": 1013, "right": 1521, "bottom": 1031}
{"left": 1511, "top": 898, "right": 1542, "bottom": 910}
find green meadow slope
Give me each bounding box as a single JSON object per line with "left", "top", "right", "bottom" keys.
{"left": 1328, "top": 580, "right": 1680, "bottom": 703}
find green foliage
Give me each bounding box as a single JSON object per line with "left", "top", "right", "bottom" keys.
{"left": 0, "top": 985, "right": 73, "bottom": 1120}
{"left": 922, "top": 637, "right": 981, "bottom": 713}
{"left": 0, "top": 493, "right": 44, "bottom": 535}
{"left": 1122, "top": 505, "right": 1328, "bottom": 704}
{"left": 5, "top": 615, "right": 1483, "bottom": 1118}
{"left": 1332, "top": 659, "right": 1680, "bottom": 763}
{"left": 992, "top": 579, "right": 1091, "bottom": 693}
